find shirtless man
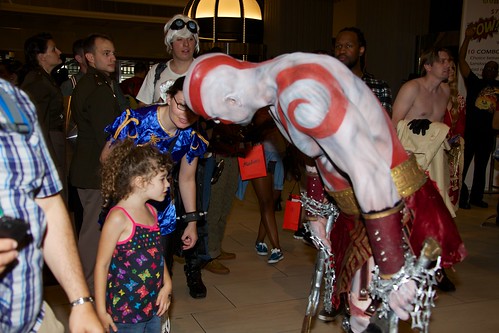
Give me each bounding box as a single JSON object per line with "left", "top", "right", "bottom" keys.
{"left": 392, "top": 48, "right": 456, "bottom": 292}
{"left": 183, "top": 52, "right": 466, "bottom": 332}
{"left": 392, "top": 48, "right": 450, "bottom": 125}
{"left": 392, "top": 48, "right": 455, "bottom": 217}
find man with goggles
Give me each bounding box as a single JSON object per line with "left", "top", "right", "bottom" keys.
{"left": 136, "top": 14, "right": 199, "bottom": 106}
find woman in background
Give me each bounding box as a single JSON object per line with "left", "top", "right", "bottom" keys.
{"left": 444, "top": 59, "right": 466, "bottom": 211}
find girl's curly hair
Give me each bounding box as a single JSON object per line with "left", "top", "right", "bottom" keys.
{"left": 101, "top": 139, "right": 172, "bottom": 208}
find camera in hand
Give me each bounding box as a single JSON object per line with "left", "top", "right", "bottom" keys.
{"left": 0, "top": 215, "right": 29, "bottom": 243}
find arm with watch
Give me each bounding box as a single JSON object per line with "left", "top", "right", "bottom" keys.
{"left": 37, "top": 191, "right": 103, "bottom": 332}
{"left": 0, "top": 80, "right": 102, "bottom": 332}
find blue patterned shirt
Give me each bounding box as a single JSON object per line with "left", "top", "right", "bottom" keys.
{"left": 0, "top": 79, "right": 62, "bottom": 333}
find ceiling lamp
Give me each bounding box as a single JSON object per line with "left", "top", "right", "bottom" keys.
{"left": 189, "top": 0, "right": 261, "bottom": 20}
{"left": 184, "top": 0, "right": 263, "bottom": 44}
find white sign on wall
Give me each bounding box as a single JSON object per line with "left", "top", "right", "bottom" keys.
{"left": 460, "top": 0, "right": 499, "bottom": 191}
{"left": 460, "top": 0, "right": 499, "bottom": 84}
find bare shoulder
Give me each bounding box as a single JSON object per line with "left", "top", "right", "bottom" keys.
{"left": 409, "top": 78, "right": 424, "bottom": 89}
{"left": 396, "top": 79, "right": 421, "bottom": 103}
{"left": 392, "top": 78, "right": 426, "bottom": 121}
{"left": 399, "top": 78, "right": 421, "bottom": 95}
{"left": 103, "top": 208, "right": 129, "bottom": 234}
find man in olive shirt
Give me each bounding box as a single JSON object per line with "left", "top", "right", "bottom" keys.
{"left": 70, "top": 33, "right": 125, "bottom": 293}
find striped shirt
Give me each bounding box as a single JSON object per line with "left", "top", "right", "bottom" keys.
{"left": 0, "top": 79, "right": 62, "bottom": 333}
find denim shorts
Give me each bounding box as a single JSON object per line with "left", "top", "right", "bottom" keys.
{"left": 114, "top": 315, "right": 160, "bottom": 333}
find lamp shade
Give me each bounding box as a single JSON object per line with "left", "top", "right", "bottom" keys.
{"left": 184, "top": 0, "right": 263, "bottom": 44}
{"left": 189, "top": 0, "right": 262, "bottom": 19}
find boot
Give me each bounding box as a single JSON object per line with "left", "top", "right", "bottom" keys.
{"left": 184, "top": 264, "right": 207, "bottom": 298}
{"left": 459, "top": 185, "right": 470, "bottom": 209}
{"left": 183, "top": 220, "right": 207, "bottom": 298}
{"left": 318, "top": 304, "right": 345, "bottom": 322}
{"left": 318, "top": 292, "right": 347, "bottom": 322}
{"left": 435, "top": 268, "right": 456, "bottom": 292}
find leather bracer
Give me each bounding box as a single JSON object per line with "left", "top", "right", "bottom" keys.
{"left": 363, "top": 202, "right": 405, "bottom": 276}
{"left": 305, "top": 173, "right": 324, "bottom": 220}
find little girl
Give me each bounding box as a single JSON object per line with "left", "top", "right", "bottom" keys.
{"left": 94, "top": 139, "right": 172, "bottom": 332}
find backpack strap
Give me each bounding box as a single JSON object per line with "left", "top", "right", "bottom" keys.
{"left": 70, "top": 75, "right": 78, "bottom": 89}
{"left": 153, "top": 62, "right": 168, "bottom": 87}
{"left": 0, "top": 87, "right": 31, "bottom": 135}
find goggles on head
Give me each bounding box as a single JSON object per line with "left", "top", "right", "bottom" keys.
{"left": 170, "top": 19, "right": 198, "bottom": 34}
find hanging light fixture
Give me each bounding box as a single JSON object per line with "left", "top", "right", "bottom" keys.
{"left": 184, "top": 0, "right": 264, "bottom": 60}
{"left": 190, "top": 0, "right": 262, "bottom": 20}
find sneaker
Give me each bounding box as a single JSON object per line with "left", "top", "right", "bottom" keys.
{"left": 268, "top": 248, "right": 284, "bottom": 264}
{"left": 255, "top": 242, "right": 268, "bottom": 255}
{"left": 293, "top": 227, "right": 306, "bottom": 239}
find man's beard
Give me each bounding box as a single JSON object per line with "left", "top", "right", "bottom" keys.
{"left": 343, "top": 57, "right": 359, "bottom": 70}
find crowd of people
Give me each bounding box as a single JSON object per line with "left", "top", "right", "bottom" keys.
{"left": 0, "top": 12, "right": 497, "bottom": 333}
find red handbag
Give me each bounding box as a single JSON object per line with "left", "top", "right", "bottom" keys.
{"left": 283, "top": 188, "right": 302, "bottom": 231}
{"left": 238, "top": 144, "right": 267, "bottom": 180}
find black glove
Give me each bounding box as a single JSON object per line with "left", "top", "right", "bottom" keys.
{"left": 408, "top": 119, "right": 432, "bottom": 136}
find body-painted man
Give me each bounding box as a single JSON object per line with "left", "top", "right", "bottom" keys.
{"left": 183, "top": 52, "right": 466, "bottom": 332}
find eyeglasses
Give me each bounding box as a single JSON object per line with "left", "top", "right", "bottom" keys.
{"left": 173, "top": 95, "right": 190, "bottom": 111}
{"left": 170, "top": 19, "right": 198, "bottom": 34}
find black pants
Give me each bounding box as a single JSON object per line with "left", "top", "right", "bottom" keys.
{"left": 461, "top": 130, "right": 495, "bottom": 203}
{"left": 162, "top": 157, "right": 207, "bottom": 276}
{"left": 161, "top": 219, "right": 207, "bottom": 276}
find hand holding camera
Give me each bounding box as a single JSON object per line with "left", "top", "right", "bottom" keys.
{"left": 0, "top": 215, "right": 29, "bottom": 274}
{"left": 0, "top": 215, "right": 29, "bottom": 243}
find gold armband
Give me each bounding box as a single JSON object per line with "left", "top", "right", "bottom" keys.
{"left": 328, "top": 155, "right": 425, "bottom": 216}
{"left": 328, "top": 187, "right": 360, "bottom": 215}
{"left": 391, "top": 154, "right": 427, "bottom": 198}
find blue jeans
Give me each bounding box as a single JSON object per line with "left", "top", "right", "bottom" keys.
{"left": 114, "top": 316, "right": 160, "bottom": 333}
